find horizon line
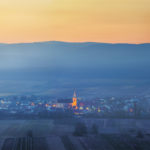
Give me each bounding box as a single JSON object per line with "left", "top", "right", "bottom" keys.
{"left": 0, "top": 40, "right": 150, "bottom": 45}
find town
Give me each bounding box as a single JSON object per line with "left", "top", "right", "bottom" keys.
{"left": 0, "top": 90, "right": 150, "bottom": 119}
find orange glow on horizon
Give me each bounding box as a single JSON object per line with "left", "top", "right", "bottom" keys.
{"left": 0, "top": 0, "right": 150, "bottom": 44}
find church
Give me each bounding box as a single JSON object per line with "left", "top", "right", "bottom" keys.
{"left": 56, "top": 90, "right": 78, "bottom": 110}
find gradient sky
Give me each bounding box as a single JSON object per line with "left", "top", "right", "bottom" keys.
{"left": 0, "top": 0, "right": 150, "bottom": 43}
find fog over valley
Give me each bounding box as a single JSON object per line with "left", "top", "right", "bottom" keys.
{"left": 0, "top": 42, "right": 150, "bottom": 97}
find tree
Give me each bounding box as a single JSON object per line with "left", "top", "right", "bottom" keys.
{"left": 136, "top": 130, "right": 144, "bottom": 138}
{"left": 73, "top": 122, "right": 87, "bottom": 136}
{"left": 27, "top": 130, "right": 33, "bottom": 138}
{"left": 91, "top": 124, "right": 99, "bottom": 135}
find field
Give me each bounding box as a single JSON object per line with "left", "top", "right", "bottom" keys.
{"left": 0, "top": 120, "right": 54, "bottom": 137}
{"left": 0, "top": 119, "right": 150, "bottom": 150}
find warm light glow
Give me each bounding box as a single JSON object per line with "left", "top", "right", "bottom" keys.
{"left": 1, "top": 100, "right": 4, "bottom": 104}
{"left": 98, "top": 108, "right": 101, "bottom": 112}
{"left": 72, "top": 97, "right": 77, "bottom": 108}
{"left": 45, "top": 104, "right": 49, "bottom": 107}
{"left": 129, "top": 108, "right": 133, "bottom": 112}
{"left": 72, "top": 90, "right": 78, "bottom": 109}
{"left": 0, "top": 0, "right": 149, "bottom": 43}
{"left": 86, "top": 107, "right": 89, "bottom": 111}
{"left": 31, "top": 102, "right": 35, "bottom": 106}
{"left": 52, "top": 104, "right": 56, "bottom": 107}
{"left": 79, "top": 106, "right": 84, "bottom": 110}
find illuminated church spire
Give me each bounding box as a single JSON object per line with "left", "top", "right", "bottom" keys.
{"left": 73, "top": 90, "right": 77, "bottom": 98}
{"left": 72, "top": 89, "right": 78, "bottom": 109}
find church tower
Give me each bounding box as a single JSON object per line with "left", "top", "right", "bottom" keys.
{"left": 72, "top": 90, "right": 78, "bottom": 109}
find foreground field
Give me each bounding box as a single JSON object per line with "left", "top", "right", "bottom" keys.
{"left": 1, "top": 134, "right": 150, "bottom": 150}
{"left": 0, "top": 120, "right": 54, "bottom": 137}
{"left": 0, "top": 119, "right": 150, "bottom": 150}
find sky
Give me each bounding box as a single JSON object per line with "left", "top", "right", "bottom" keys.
{"left": 0, "top": 0, "right": 150, "bottom": 43}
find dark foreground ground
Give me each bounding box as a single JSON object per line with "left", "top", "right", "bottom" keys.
{"left": 0, "top": 119, "right": 150, "bottom": 150}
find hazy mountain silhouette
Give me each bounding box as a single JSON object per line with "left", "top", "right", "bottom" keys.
{"left": 0, "top": 41, "right": 150, "bottom": 97}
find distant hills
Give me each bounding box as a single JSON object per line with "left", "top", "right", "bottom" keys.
{"left": 0, "top": 41, "right": 150, "bottom": 97}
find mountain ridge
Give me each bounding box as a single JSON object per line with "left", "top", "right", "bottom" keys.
{"left": 0, "top": 41, "right": 150, "bottom": 97}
